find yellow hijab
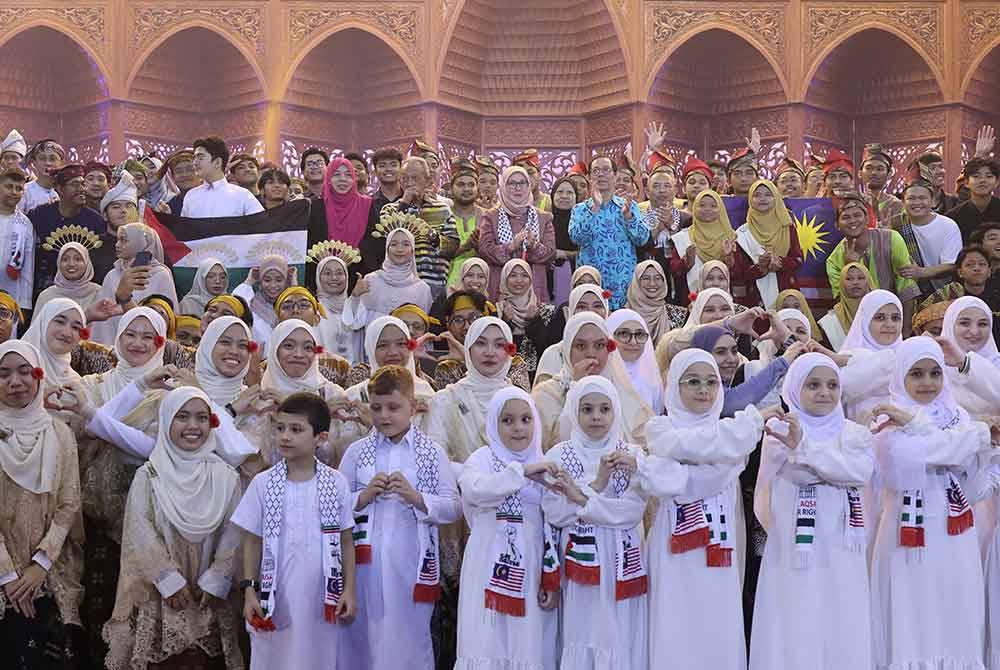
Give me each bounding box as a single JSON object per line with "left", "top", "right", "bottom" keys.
{"left": 832, "top": 262, "right": 875, "bottom": 333}
{"left": 773, "top": 289, "right": 820, "bottom": 340}
{"left": 690, "top": 189, "right": 736, "bottom": 263}
{"left": 746, "top": 179, "right": 793, "bottom": 257}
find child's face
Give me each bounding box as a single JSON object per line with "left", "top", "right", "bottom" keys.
{"left": 903, "top": 358, "right": 943, "bottom": 405}
{"left": 370, "top": 389, "right": 415, "bottom": 440}
{"left": 497, "top": 399, "right": 534, "bottom": 452}
{"left": 868, "top": 304, "right": 902, "bottom": 346}
{"left": 274, "top": 411, "right": 323, "bottom": 461}
{"left": 677, "top": 362, "right": 720, "bottom": 413}
{"left": 277, "top": 328, "right": 316, "bottom": 378}
{"left": 953, "top": 307, "right": 991, "bottom": 353}
{"left": 799, "top": 367, "right": 841, "bottom": 416}
{"left": 577, "top": 392, "right": 614, "bottom": 440}
{"left": 211, "top": 323, "right": 250, "bottom": 377}
{"left": 169, "top": 398, "right": 212, "bottom": 451}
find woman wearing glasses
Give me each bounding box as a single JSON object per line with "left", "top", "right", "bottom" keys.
{"left": 476, "top": 166, "right": 556, "bottom": 301}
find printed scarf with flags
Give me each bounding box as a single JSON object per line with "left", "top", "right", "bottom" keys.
{"left": 260, "top": 459, "right": 345, "bottom": 624}
{"left": 794, "top": 485, "right": 818, "bottom": 568}
{"left": 351, "top": 427, "right": 443, "bottom": 602}
{"left": 483, "top": 448, "right": 529, "bottom": 616}
{"left": 845, "top": 486, "right": 866, "bottom": 552}
{"left": 899, "top": 489, "right": 925, "bottom": 548}
{"left": 945, "top": 471, "right": 974, "bottom": 536}
{"left": 541, "top": 523, "right": 561, "bottom": 592}
{"left": 704, "top": 498, "right": 733, "bottom": 568}
{"left": 560, "top": 442, "right": 648, "bottom": 600}
{"left": 671, "top": 495, "right": 733, "bottom": 568}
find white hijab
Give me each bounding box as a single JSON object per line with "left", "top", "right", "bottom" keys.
{"left": 840, "top": 289, "right": 902, "bottom": 353}
{"left": 683, "top": 288, "right": 736, "bottom": 328}
{"left": 780, "top": 352, "right": 845, "bottom": 442}
{"left": 147, "top": 386, "right": 238, "bottom": 543}
{"left": 453, "top": 316, "right": 513, "bottom": 407}
{"left": 195, "top": 316, "right": 251, "bottom": 406}
{"left": 757, "top": 308, "right": 811, "bottom": 362}
{"left": 0, "top": 341, "right": 62, "bottom": 493}
{"left": 21, "top": 298, "right": 85, "bottom": 387}
{"left": 316, "top": 256, "right": 349, "bottom": 314}
{"left": 363, "top": 315, "right": 435, "bottom": 398}
{"left": 35, "top": 242, "right": 100, "bottom": 311}
{"left": 565, "top": 375, "right": 625, "bottom": 461}
{"left": 86, "top": 307, "right": 167, "bottom": 405}
{"left": 261, "top": 318, "right": 338, "bottom": 398}
{"left": 179, "top": 258, "right": 225, "bottom": 316}
{"left": 484, "top": 386, "right": 543, "bottom": 504}
{"left": 942, "top": 295, "right": 1000, "bottom": 368}
{"left": 664, "top": 348, "right": 724, "bottom": 429}
{"left": 607, "top": 309, "right": 662, "bottom": 415}
{"left": 889, "top": 336, "right": 968, "bottom": 431}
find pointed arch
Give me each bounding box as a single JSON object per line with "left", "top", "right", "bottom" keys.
{"left": 961, "top": 34, "right": 1000, "bottom": 101}
{"left": 0, "top": 21, "right": 110, "bottom": 96}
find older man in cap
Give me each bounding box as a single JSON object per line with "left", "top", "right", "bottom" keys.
{"left": 28, "top": 163, "right": 105, "bottom": 297}
{"left": 20, "top": 138, "right": 65, "bottom": 213}
{"left": 410, "top": 139, "right": 445, "bottom": 197}
{"left": 859, "top": 143, "right": 902, "bottom": 227}
{"left": 514, "top": 148, "right": 551, "bottom": 212}
{"left": 0, "top": 130, "right": 26, "bottom": 172}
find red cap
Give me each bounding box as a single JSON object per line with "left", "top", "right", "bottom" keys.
{"left": 513, "top": 149, "right": 541, "bottom": 168}
{"left": 681, "top": 157, "right": 714, "bottom": 183}
{"left": 646, "top": 150, "right": 675, "bottom": 175}
{"left": 726, "top": 147, "right": 757, "bottom": 175}
{"left": 822, "top": 149, "right": 854, "bottom": 176}
{"left": 567, "top": 161, "right": 589, "bottom": 176}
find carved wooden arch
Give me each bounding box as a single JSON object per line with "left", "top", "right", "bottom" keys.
{"left": 642, "top": 21, "right": 790, "bottom": 101}
{"left": 798, "top": 22, "right": 946, "bottom": 102}
{"left": 434, "top": 0, "right": 633, "bottom": 99}
{"left": 125, "top": 19, "right": 267, "bottom": 97}
{"left": 0, "top": 18, "right": 111, "bottom": 96}
{"left": 960, "top": 33, "right": 1000, "bottom": 101}
{"left": 277, "top": 20, "right": 426, "bottom": 101}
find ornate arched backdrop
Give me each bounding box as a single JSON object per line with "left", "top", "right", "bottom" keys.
{"left": 0, "top": 0, "right": 997, "bottom": 187}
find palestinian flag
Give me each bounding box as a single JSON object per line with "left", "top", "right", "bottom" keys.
{"left": 143, "top": 199, "right": 312, "bottom": 297}
{"left": 723, "top": 196, "right": 841, "bottom": 308}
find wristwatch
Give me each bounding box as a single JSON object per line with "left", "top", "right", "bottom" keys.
{"left": 239, "top": 579, "right": 260, "bottom": 591}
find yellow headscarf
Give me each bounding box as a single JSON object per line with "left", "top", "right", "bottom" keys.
{"left": 274, "top": 286, "right": 326, "bottom": 318}
{"left": 391, "top": 303, "right": 441, "bottom": 327}
{"left": 142, "top": 297, "right": 177, "bottom": 339}
{"left": 832, "top": 261, "right": 875, "bottom": 333}
{"left": 746, "top": 179, "right": 793, "bottom": 257}
{"left": 206, "top": 294, "right": 246, "bottom": 319}
{"left": 0, "top": 290, "right": 23, "bottom": 325}
{"left": 773, "top": 289, "right": 820, "bottom": 341}
{"left": 690, "top": 190, "right": 736, "bottom": 263}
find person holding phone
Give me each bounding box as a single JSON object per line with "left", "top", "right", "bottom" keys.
{"left": 89, "top": 222, "right": 177, "bottom": 346}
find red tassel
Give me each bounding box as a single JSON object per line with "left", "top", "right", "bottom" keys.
{"left": 406, "top": 339, "right": 418, "bottom": 351}
{"left": 413, "top": 583, "right": 441, "bottom": 603}
{"left": 247, "top": 341, "right": 259, "bottom": 353}
{"left": 541, "top": 569, "right": 561, "bottom": 592}
{"left": 324, "top": 604, "right": 338, "bottom": 623}
{"left": 688, "top": 291, "right": 699, "bottom": 303}
{"left": 355, "top": 545, "right": 373, "bottom": 564}
{"left": 670, "top": 527, "right": 710, "bottom": 554}
{"left": 565, "top": 562, "right": 601, "bottom": 585}
{"left": 504, "top": 342, "right": 518, "bottom": 357}
{"left": 948, "top": 509, "right": 974, "bottom": 536}
{"left": 601, "top": 289, "right": 612, "bottom": 300}
{"left": 5, "top": 266, "right": 18, "bottom": 280}
{"left": 484, "top": 591, "right": 526, "bottom": 617}
{"left": 615, "top": 576, "right": 648, "bottom": 601}
{"left": 900, "top": 526, "right": 925, "bottom": 548}
{"left": 706, "top": 545, "right": 733, "bottom": 568}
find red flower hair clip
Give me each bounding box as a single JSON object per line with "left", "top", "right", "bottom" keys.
{"left": 154, "top": 335, "right": 165, "bottom": 348}
{"left": 209, "top": 413, "right": 221, "bottom": 428}
{"left": 406, "top": 338, "right": 418, "bottom": 351}
{"left": 247, "top": 341, "right": 260, "bottom": 353}
{"left": 31, "top": 367, "right": 44, "bottom": 381}
{"left": 688, "top": 291, "right": 699, "bottom": 304}
{"left": 601, "top": 289, "right": 612, "bottom": 300}
{"left": 78, "top": 327, "right": 91, "bottom": 341}
{"left": 605, "top": 339, "right": 618, "bottom": 353}
{"left": 503, "top": 342, "right": 518, "bottom": 356}
{"left": 314, "top": 345, "right": 325, "bottom": 354}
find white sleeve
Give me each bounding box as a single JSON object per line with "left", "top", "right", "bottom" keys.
{"left": 232, "top": 283, "right": 255, "bottom": 304}
{"left": 414, "top": 446, "right": 462, "bottom": 525}
{"left": 840, "top": 349, "right": 894, "bottom": 405}
{"left": 208, "top": 400, "right": 259, "bottom": 466}
{"left": 459, "top": 454, "right": 527, "bottom": 509}
{"left": 788, "top": 427, "right": 876, "bottom": 487}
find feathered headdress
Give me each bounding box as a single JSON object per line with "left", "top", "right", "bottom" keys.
{"left": 41, "top": 224, "right": 104, "bottom": 253}
{"left": 373, "top": 209, "right": 432, "bottom": 244}
{"left": 307, "top": 240, "right": 362, "bottom": 265}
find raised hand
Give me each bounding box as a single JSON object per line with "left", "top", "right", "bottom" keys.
{"left": 644, "top": 121, "right": 667, "bottom": 150}
{"left": 933, "top": 335, "right": 966, "bottom": 368}
{"left": 746, "top": 127, "right": 762, "bottom": 154}
{"left": 869, "top": 403, "right": 915, "bottom": 433}
{"left": 764, "top": 413, "right": 801, "bottom": 449}
{"left": 352, "top": 273, "right": 370, "bottom": 298}
{"left": 976, "top": 125, "right": 996, "bottom": 158}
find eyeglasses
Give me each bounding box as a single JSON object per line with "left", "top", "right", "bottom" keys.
{"left": 304, "top": 159, "right": 326, "bottom": 169}
{"left": 679, "top": 377, "right": 720, "bottom": 390}
{"left": 449, "top": 313, "right": 482, "bottom": 328}
{"left": 614, "top": 329, "right": 649, "bottom": 344}
{"left": 281, "top": 301, "right": 315, "bottom": 313}
{"left": 507, "top": 180, "right": 529, "bottom": 189}
{"left": 0, "top": 308, "right": 14, "bottom": 322}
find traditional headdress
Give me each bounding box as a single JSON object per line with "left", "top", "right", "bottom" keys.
{"left": 40, "top": 224, "right": 104, "bottom": 254}
{"left": 374, "top": 209, "right": 432, "bottom": 244}
{"left": 513, "top": 149, "right": 541, "bottom": 168}
{"left": 822, "top": 149, "right": 855, "bottom": 176}
{"left": 449, "top": 157, "right": 478, "bottom": 181}
{"left": 726, "top": 147, "right": 757, "bottom": 176}
{"left": 0, "top": 130, "right": 26, "bottom": 158}
{"left": 861, "top": 143, "right": 893, "bottom": 171}
{"left": 306, "top": 240, "right": 362, "bottom": 266}
{"left": 475, "top": 155, "right": 500, "bottom": 177}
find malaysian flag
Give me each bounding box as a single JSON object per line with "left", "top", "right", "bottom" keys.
{"left": 620, "top": 544, "right": 643, "bottom": 578}
{"left": 419, "top": 554, "right": 438, "bottom": 581}
{"left": 674, "top": 501, "right": 706, "bottom": 535}
{"left": 489, "top": 563, "right": 525, "bottom": 593}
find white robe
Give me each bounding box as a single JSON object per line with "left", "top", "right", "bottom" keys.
{"left": 455, "top": 448, "right": 558, "bottom": 670}
{"left": 641, "top": 408, "right": 763, "bottom": 669}
{"left": 749, "top": 423, "right": 876, "bottom": 670}
{"left": 337, "top": 430, "right": 461, "bottom": 670}
{"left": 870, "top": 416, "right": 990, "bottom": 670}
{"left": 230, "top": 468, "right": 355, "bottom": 670}
{"left": 817, "top": 311, "right": 847, "bottom": 352}
{"left": 840, "top": 348, "right": 895, "bottom": 422}
{"left": 541, "top": 441, "right": 648, "bottom": 670}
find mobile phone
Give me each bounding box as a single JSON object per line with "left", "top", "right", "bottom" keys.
{"left": 132, "top": 251, "right": 153, "bottom": 267}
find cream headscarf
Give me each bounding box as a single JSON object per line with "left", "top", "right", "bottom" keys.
{"left": 840, "top": 289, "right": 902, "bottom": 353}
{"left": 195, "top": 316, "right": 252, "bottom": 406}
{"left": 570, "top": 264, "right": 603, "bottom": 288}
{"left": 85, "top": 307, "right": 167, "bottom": 405}
{"left": 179, "top": 258, "right": 226, "bottom": 316}
{"left": 21, "top": 298, "right": 85, "bottom": 387}
{"left": 607, "top": 309, "right": 662, "bottom": 416}
{"left": 147, "top": 386, "right": 238, "bottom": 543}
{"left": 35, "top": 242, "right": 100, "bottom": 312}
{"left": 0, "top": 341, "right": 63, "bottom": 493}
{"left": 497, "top": 258, "right": 539, "bottom": 333}
{"left": 683, "top": 287, "right": 736, "bottom": 329}
{"left": 889, "top": 337, "right": 968, "bottom": 431}
{"left": 450, "top": 257, "right": 490, "bottom": 295}
{"left": 942, "top": 295, "right": 1000, "bottom": 368}
{"left": 451, "top": 316, "right": 513, "bottom": 410}
{"left": 251, "top": 255, "right": 292, "bottom": 329}
{"left": 261, "top": 318, "right": 339, "bottom": 398}
{"left": 379, "top": 228, "right": 420, "bottom": 288}
{"left": 697, "top": 260, "right": 731, "bottom": 293}
{"left": 626, "top": 260, "right": 672, "bottom": 343}
{"left": 316, "top": 256, "right": 349, "bottom": 314}
{"left": 362, "top": 315, "right": 436, "bottom": 398}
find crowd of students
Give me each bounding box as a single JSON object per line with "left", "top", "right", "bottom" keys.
{"left": 1, "top": 123, "right": 1000, "bottom": 670}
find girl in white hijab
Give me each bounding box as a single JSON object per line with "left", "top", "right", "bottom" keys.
{"left": 541, "top": 375, "right": 648, "bottom": 670}
{"left": 426, "top": 316, "right": 514, "bottom": 463}
{"left": 607, "top": 309, "right": 661, "bottom": 415}
{"left": 261, "top": 318, "right": 342, "bottom": 401}
{"left": 178, "top": 257, "right": 227, "bottom": 316}
{"left": 456, "top": 387, "right": 559, "bottom": 670}
{"left": 750, "top": 353, "right": 876, "bottom": 670}
{"left": 34, "top": 241, "right": 101, "bottom": 313}
{"left": 344, "top": 228, "right": 432, "bottom": 328}
{"left": 642, "top": 348, "right": 768, "bottom": 670}
{"left": 534, "top": 283, "right": 609, "bottom": 386}
{"left": 91, "top": 222, "right": 178, "bottom": 346}
{"left": 315, "top": 255, "right": 363, "bottom": 363}
{"left": 80, "top": 306, "right": 167, "bottom": 406}
{"left": 104, "top": 386, "right": 244, "bottom": 670}
{"left": 21, "top": 297, "right": 87, "bottom": 389}
{"left": 941, "top": 295, "right": 1000, "bottom": 418}
{"left": 532, "top": 312, "right": 652, "bottom": 452}
{"left": 869, "top": 337, "right": 993, "bottom": 670}
{"left": 0, "top": 340, "right": 84, "bottom": 651}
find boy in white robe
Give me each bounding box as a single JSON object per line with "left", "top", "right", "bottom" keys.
{"left": 232, "top": 392, "right": 356, "bottom": 670}
{"left": 338, "top": 365, "right": 461, "bottom": 670}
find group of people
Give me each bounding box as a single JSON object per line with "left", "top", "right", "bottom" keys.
{"left": 1, "top": 119, "right": 1000, "bottom": 670}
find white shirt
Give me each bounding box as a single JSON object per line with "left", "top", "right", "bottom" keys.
{"left": 18, "top": 180, "right": 58, "bottom": 213}
{"left": 180, "top": 176, "right": 264, "bottom": 218}
{"left": 0, "top": 210, "right": 34, "bottom": 308}
{"left": 910, "top": 213, "right": 962, "bottom": 290}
